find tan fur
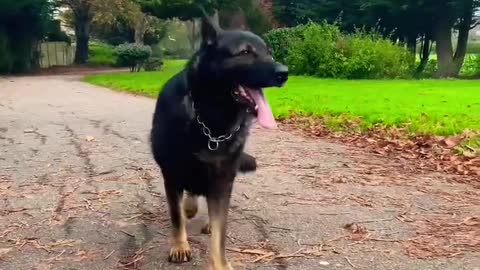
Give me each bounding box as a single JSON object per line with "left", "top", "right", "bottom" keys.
{"left": 169, "top": 201, "right": 192, "bottom": 262}
{"left": 207, "top": 214, "right": 233, "bottom": 270}
{"left": 183, "top": 192, "right": 199, "bottom": 219}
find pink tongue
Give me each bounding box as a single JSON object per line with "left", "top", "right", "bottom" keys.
{"left": 246, "top": 89, "right": 277, "bottom": 129}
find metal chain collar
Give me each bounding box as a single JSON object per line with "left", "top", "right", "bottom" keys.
{"left": 191, "top": 96, "right": 241, "bottom": 151}
{"left": 196, "top": 115, "right": 241, "bottom": 151}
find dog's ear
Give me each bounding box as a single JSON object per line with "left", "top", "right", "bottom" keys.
{"left": 201, "top": 17, "right": 221, "bottom": 46}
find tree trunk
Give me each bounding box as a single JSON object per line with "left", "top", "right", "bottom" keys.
{"left": 209, "top": 10, "right": 220, "bottom": 25}
{"left": 134, "top": 18, "right": 146, "bottom": 45}
{"left": 434, "top": 0, "right": 473, "bottom": 77}
{"left": 434, "top": 16, "right": 457, "bottom": 77}
{"left": 74, "top": 13, "right": 91, "bottom": 64}
{"left": 452, "top": 0, "right": 473, "bottom": 74}
{"left": 416, "top": 34, "right": 432, "bottom": 75}
{"left": 406, "top": 34, "right": 417, "bottom": 55}
{"left": 186, "top": 19, "right": 198, "bottom": 51}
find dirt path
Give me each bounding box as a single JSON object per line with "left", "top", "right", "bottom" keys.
{"left": 0, "top": 75, "right": 478, "bottom": 270}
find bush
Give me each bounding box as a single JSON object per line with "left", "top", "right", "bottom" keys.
{"left": 144, "top": 57, "right": 164, "bottom": 71}
{"left": 264, "top": 22, "right": 414, "bottom": 79}
{"left": 115, "top": 43, "right": 152, "bottom": 72}
{"left": 264, "top": 25, "right": 305, "bottom": 65}
{"left": 88, "top": 42, "right": 117, "bottom": 66}
{"left": 460, "top": 55, "right": 480, "bottom": 77}
{"left": 419, "top": 59, "right": 438, "bottom": 78}
{"left": 343, "top": 31, "right": 414, "bottom": 79}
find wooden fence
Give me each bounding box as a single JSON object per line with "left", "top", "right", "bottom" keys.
{"left": 38, "top": 42, "right": 75, "bottom": 68}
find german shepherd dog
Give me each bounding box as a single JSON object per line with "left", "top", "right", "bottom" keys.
{"left": 150, "top": 16, "right": 288, "bottom": 270}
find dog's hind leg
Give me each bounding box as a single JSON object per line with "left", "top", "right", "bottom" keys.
{"left": 164, "top": 181, "right": 192, "bottom": 263}
{"left": 206, "top": 180, "right": 234, "bottom": 270}
{"left": 183, "top": 191, "right": 199, "bottom": 219}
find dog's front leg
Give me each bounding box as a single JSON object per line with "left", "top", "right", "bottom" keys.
{"left": 206, "top": 180, "right": 234, "bottom": 270}
{"left": 164, "top": 181, "right": 192, "bottom": 263}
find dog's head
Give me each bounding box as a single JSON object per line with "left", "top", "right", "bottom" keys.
{"left": 191, "top": 18, "right": 288, "bottom": 129}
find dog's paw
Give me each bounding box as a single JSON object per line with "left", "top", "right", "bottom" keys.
{"left": 168, "top": 241, "right": 192, "bottom": 263}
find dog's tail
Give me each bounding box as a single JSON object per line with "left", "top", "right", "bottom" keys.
{"left": 239, "top": 152, "right": 257, "bottom": 173}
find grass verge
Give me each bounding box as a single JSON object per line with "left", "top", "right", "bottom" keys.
{"left": 84, "top": 60, "right": 186, "bottom": 94}
{"left": 87, "top": 42, "right": 117, "bottom": 67}
{"left": 85, "top": 60, "right": 480, "bottom": 137}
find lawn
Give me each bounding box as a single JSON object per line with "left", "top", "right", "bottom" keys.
{"left": 85, "top": 60, "right": 480, "bottom": 136}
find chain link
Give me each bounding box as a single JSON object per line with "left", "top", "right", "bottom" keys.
{"left": 197, "top": 116, "right": 241, "bottom": 151}
{"left": 191, "top": 98, "right": 241, "bottom": 151}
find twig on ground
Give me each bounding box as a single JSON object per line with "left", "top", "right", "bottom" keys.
{"left": 121, "top": 230, "right": 135, "bottom": 237}
{"left": 270, "top": 248, "right": 306, "bottom": 261}
{"left": 355, "top": 217, "right": 394, "bottom": 224}
{"left": 124, "top": 213, "right": 143, "bottom": 221}
{"left": 251, "top": 252, "right": 275, "bottom": 263}
{"left": 368, "top": 238, "right": 400, "bottom": 243}
{"left": 48, "top": 250, "right": 66, "bottom": 262}
{"left": 120, "top": 255, "right": 144, "bottom": 267}
{"left": 104, "top": 249, "right": 116, "bottom": 260}
{"left": 344, "top": 256, "right": 356, "bottom": 268}
{"left": 271, "top": 226, "right": 292, "bottom": 231}
{"left": 227, "top": 248, "right": 271, "bottom": 256}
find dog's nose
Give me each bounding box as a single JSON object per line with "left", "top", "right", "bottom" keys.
{"left": 274, "top": 64, "right": 288, "bottom": 85}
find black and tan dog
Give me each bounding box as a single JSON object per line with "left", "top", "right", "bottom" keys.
{"left": 150, "top": 16, "right": 288, "bottom": 270}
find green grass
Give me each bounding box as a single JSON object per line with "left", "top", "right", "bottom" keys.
{"left": 87, "top": 42, "right": 117, "bottom": 66}
{"left": 85, "top": 60, "right": 186, "bottom": 94}
{"left": 85, "top": 60, "right": 480, "bottom": 136}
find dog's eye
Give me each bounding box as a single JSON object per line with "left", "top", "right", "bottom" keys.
{"left": 238, "top": 49, "right": 250, "bottom": 56}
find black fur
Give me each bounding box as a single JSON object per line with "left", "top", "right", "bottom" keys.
{"left": 150, "top": 15, "right": 287, "bottom": 267}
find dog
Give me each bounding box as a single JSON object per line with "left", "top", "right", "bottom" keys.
{"left": 150, "top": 15, "right": 288, "bottom": 270}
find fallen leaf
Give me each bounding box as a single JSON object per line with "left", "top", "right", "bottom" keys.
{"left": 462, "top": 217, "right": 480, "bottom": 226}
{"left": 344, "top": 223, "right": 369, "bottom": 241}
{"left": 0, "top": 248, "right": 12, "bottom": 259}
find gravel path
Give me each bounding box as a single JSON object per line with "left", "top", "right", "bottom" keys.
{"left": 0, "top": 75, "right": 478, "bottom": 270}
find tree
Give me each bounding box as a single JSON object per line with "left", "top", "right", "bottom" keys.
{"left": 139, "top": 0, "right": 227, "bottom": 50}
{"left": 0, "top": 0, "right": 53, "bottom": 73}
{"left": 93, "top": 0, "right": 162, "bottom": 45}
{"left": 272, "top": 0, "right": 480, "bottom": 77}
{"left": 431, "top": 0, "right": 480, "bottom": 77}
{"left": 58, "top": 0, "right": 155, "bottom": 63}
{"left": 58, "top": 0, "right": 94, "bottom": 64}
{"left": 140, "top": 0, "right": 270, "bottom": 50}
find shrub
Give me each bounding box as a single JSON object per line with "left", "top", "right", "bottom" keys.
{"left": 264, "top": 22, "right": 414, "bottom": 79}
{"left": 343, "top": 31, "right": 414, "bottom": 79}
{"left": 460, "top": 55, "right": 480, "bottom": 77}
{"left": 264, "top": 25, "right": 305, "bottom": 65}
{"left": 115, "top": 43, "right": 152, "bottom": 72}
{"left": 144, "top": 57, "right": 164, "bottom": 71}
{"left": 88, "top": 42, "right": 117, "bottom": 66}
{"left": 419, "top": 59, "right": 438, "bottom": 78}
